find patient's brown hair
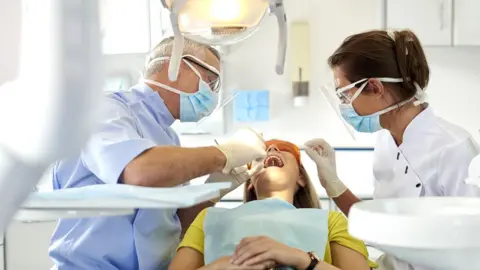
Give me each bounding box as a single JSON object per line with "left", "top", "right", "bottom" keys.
{"left": 243, "top": 163, "right": 321, "bottom": 209}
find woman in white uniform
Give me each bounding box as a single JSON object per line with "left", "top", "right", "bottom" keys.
{"left": 304, "top": 29, "right": 480, "bottom": 270}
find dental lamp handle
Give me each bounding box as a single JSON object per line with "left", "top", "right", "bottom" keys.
{"left": 169, "top": 12, "right": 184, "bottom": 82}
{"left": 271, "top": 0, "right": 287, "bottom": 75}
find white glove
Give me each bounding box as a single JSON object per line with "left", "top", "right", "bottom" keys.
{"left": 205, "top": 163, "right": 264, "bottom": 202}
{"left": 215, "top": 128, "right": 267, "bottom": 174}
{"left": 304, "top": 138, "right": 347, "bottom": 198}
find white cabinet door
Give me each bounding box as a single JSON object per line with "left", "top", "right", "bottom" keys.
{"left": 100, "top": 0, "right": 151, "bottom": 54}
{"left": 6, "top": 221, "right": 57, "bottom": 270}
{"left": 453, "top": 0, "right": 480, "bottom": 46}
{"left": 386, "top": 0, "right": 453, "bottom": 46}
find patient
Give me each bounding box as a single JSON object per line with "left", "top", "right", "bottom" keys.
{"left": 169, "top": 140, "right": 376, "bottom": 270}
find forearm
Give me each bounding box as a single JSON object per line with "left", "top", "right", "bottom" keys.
{"left": 122, "top": 146, "right": 226, "bottom": 187}
{"left": 314, "top": 261, "right": 341, "bottom": 270}
{"left": 331, "top": 189, "right": 360, "bottom": 217}
{"left": 295, "top": 250, "right": 341, "bottom": 270}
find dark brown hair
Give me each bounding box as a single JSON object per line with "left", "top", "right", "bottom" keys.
{"left": 243, "top": 164, "right": 321, "bottom": 209}
{"left": 328, "top": 29, "right": 430, "bottom": 102}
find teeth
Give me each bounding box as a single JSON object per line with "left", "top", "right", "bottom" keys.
{"left": 264, "top": 156, "right": 284, "bottom": 168}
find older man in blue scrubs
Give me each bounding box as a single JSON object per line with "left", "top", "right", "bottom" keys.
{"left": 48, "top": 37, "right": 267, "bottom": 270}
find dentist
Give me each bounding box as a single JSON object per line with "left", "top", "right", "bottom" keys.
{"left": 305, "top": 29, "right": 480, "bottom": 270}
{"left": 48, "top": 37, "right": 266, "bottom": 270}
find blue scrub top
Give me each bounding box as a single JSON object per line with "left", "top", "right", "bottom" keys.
{"left": 49, "top": 84, "right": 181, "bottom": 270}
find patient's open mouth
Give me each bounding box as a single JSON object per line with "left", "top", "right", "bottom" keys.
{"left": 264, "top": 155, "right": 284, "bottom": 168}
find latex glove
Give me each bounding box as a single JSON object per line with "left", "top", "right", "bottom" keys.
{"left": 215, "top": 128, "right": 267, "bottom": 174}
{"left": 304, "top": 138, "right": 347, "bottom": 198}
{"left": 205, "top": 162, "right": 264, "bottom": 202}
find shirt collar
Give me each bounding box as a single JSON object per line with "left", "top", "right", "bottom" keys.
{"left": 402, "top": 104, "right": 435, "bottom": 144}
{"left": 134, "top": 83, "right": 176, "bottom": 126}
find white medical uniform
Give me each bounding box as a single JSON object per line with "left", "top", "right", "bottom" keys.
{"left": 372, "top": 106, "right": 480, "bottom": 270}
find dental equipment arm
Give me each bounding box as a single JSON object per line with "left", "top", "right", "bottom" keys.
{"left": 0, "top": 0, "right": 102, "bottom": 232}
{"left": 161, "top": 0, "right": 287, "bottom": 81}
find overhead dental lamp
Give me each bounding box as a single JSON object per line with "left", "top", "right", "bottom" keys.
{"left": 160, "top": 0, "right": 287, "bottom": 81}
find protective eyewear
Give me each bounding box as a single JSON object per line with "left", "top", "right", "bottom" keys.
{"left": 146, "top": 55, "right": 221, "bottom": 93}
{"left": 335, "top": 77, "right": 404, "bottom": 104}
{"left": 182, "top": 54, "right": 221, "bottom": 93}
{"left": 247, "top": 139, "right": 301, "bottom": 169}
{"left": 335, "top": 79, "right": 368, "bottom": 104}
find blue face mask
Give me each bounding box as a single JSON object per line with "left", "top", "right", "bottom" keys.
{"left": 144, "top": 78, "right": 218, "bottom": 122}
{"left": 143, "top": 56, "right": 221, "bottom": 122}
{"left": 337, "top": 78, "right": 422, "bottom": 133}
{"left": 178, "top": 79, "right": 218, "bottom": 122}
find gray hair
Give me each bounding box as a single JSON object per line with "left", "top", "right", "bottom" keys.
{"left": 144, "top": 36, "right": 221, "bottom": 77}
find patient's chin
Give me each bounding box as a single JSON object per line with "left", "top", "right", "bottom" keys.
{"left": 255, "top": 169, "right": 290, "bottom": 185}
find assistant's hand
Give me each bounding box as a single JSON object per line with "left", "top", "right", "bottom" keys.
{"left": 230, "top": 236, "right": 310, "bottom": 269}
{"left": 205, "top": 163, "right": 264, "bottom": 202}
{"left": 304, "top": 138, "right": 347, "bottom": 198}
{"left": 216, "top": 128, "right": 267, "bottom": 174}
{"left": 203, "top": 256, "right": 275, "bottom": 270}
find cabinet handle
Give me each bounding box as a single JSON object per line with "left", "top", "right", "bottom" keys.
{"left": 439, "top": 0, "right": 447, "bottom": 30}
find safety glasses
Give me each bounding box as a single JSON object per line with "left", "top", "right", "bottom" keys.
{"left": 335, "top": 77, "right": 405, "bottom": 104}
{"left": 247, "top": 139, "right": 301, "bottom": 169}
{"left": 335, "top": 78, "right": 368, "bottom": 104}
{"left": 146, "top": 55, "right": 221, "bottom": 93}
{"left": 182, "top": 54, "right": 221, "bottom": 93}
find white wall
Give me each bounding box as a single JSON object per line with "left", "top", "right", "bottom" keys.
{"left": 423, "top": 47, "right": 480, "bottom": 142}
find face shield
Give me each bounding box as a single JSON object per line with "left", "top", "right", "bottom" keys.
{"left": 161, "top": 0, "right": 287, "bottom": 81}
{"left": 320, "top": 82, "right": 358, "bottom": 140}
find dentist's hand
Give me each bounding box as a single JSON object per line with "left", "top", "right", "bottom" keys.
{"left": 216, "top": 128, "right": 267, "bottom": 174}
{"left": 304, "top": 138, "right": 347, "bottom": 198}
{"left": 205, "top": 163, "right": 264, "bottom": 202}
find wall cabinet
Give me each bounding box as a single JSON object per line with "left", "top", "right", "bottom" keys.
{"left": 453, "top": 0, "right": 480, "bottom": 46}
{"left": 386, "top": 0, "right": 480, "bottom": 46}
{"left": 386, "top": 0, "right": 453, "bottom": 46}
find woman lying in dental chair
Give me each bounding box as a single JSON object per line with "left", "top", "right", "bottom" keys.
{"left": 169, "top": 140, "right": 376, "bottom": 270}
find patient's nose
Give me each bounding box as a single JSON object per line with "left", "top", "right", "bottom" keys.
{"left": 267, "top": 145, "right": 280, "bottom": 153}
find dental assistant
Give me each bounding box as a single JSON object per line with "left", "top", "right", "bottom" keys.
{"left": 48, "top": 37, "right": 266, "bottom": 270}
{"left": 305, "top": 29, "right": 480, "bottom": 270}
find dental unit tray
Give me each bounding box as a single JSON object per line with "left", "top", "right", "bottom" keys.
{"left": 15, "top": 182, "right": 231, "bottom": 221}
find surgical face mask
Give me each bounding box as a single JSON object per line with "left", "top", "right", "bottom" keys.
{"left": 144, "top": 59, "right": 219, "bottom": 122}
{"left": 337, "top": 78, "right": 425, "bottom": 133}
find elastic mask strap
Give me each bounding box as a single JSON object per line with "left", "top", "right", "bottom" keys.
{"left": 349, "top": 80, "right": 368, "bottom": 102}
{"left": 183, "top": 60, "right": 202, "bottom": 79}
{"left": 413, "top": 82, "right": 427, "bottom": 106}
{"left": 144, "top": 57, "right": 204, "bottom": 96}
{"left": 349, "top": 77, "right": 404, "bottom": 103}
{"left": 371, "top": 96, "right": 414, "bottom": 117}
{"left": 337, "top": 78, "right": 367, "bottom": 94}
{"left": 144, "top": 79, "right": 190, "bottom": 96}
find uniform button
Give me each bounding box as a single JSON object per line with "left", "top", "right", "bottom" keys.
{"left": 405, "top": 166, "right": 409, "bottom": 174}
{"left": 416, "top": 183, "right": 421, "bottom": 188}
{"left": 397, "top": 152, "right": 400, "bottom": 160}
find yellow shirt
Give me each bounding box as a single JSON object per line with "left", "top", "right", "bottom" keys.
{"left": 178, "top": 208, "right": 377, "bottom": 268}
